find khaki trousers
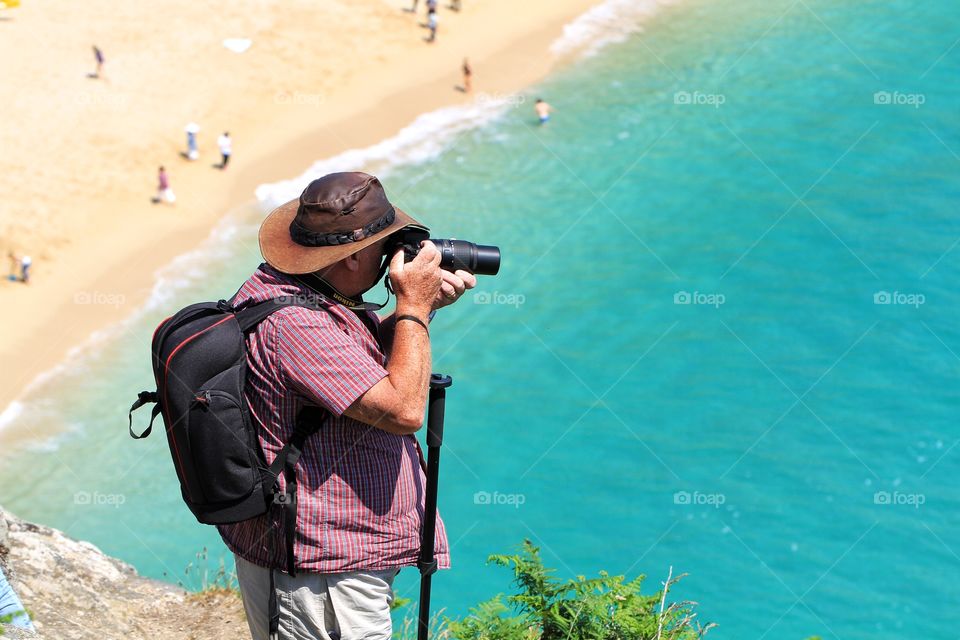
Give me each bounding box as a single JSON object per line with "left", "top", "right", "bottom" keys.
{"left": 235, "top": 555, "right": 400, "bottom": 640}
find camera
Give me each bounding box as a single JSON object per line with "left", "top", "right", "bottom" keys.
{"left": 387, "top": 227, "right": 501, "bottom": 276}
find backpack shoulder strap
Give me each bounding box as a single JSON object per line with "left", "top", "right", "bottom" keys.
{"left": 232, "top": 296, "right": 323, "bottom": 333}
{"left": 263, "top": 406, "right": 329, "bottom": 577}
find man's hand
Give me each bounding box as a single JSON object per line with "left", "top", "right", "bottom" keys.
{"left": 389, "top": 241, "right": 442, "bottom": 319}
{"left": 433, "top": 268, "right": 477, "bottom": 310}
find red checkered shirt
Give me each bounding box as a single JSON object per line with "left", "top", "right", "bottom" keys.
{"left": 217, "top": 263, "right": 450, "bottom": 573}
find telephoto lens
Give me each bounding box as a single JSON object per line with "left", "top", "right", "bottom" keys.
{"left": 389, "top": 228, "right": 501, "bottom": 276}
{"left": 433, "top": 239, "right": 501, "bottom": 276}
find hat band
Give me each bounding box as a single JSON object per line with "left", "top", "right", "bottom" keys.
{"left": 289, "top": 207, "right": 396, "bottom": 247}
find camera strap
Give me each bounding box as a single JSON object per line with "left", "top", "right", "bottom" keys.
{"left": 292, "top": 260, "right": 392, "bottom": 312}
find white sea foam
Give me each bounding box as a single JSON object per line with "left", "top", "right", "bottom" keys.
{"left": 0, "top": 395, "right": 72, "bottom": 453}
{"left": 0, "top": 401, "right": 25, "bottom": 433}
{"left": 255, "top": 97, "right": 517, "bottom": 209}
{"left": 142, "top": 205, "right": 261, "bottom": 314}
{"left": 0, "top": 327, "right": 108, "bottom": 435}
{"left": 550, "top": 0, "right": 680, "bottom": 60}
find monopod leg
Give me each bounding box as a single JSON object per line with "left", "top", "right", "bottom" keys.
{"left": 418, "top": 373, "right": 452, "bottom": 640}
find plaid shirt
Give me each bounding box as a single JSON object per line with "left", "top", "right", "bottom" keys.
{"left": 217, "top": 263, "right": 450, "bottom": 573}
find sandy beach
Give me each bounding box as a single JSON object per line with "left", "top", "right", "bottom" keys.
{"left": 0, "top": 0, "right": 603, "bottom": 434}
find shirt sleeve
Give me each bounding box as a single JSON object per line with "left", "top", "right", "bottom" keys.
{"left": 276, "top": 308, "right": 388, "bottom": 416}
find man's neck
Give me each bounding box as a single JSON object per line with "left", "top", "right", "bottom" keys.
{"left": 294, "top": 272, "right": 366, "bottom": 308}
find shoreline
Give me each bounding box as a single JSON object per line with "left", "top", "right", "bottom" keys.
{"left": 0, "top": 0, "right": 678, "bottom": 446}
{"left": 0, "top": 0, "right": 670, "bottom": 446}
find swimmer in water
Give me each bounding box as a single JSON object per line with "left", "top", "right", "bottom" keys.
{"left": 535, "top": 98, "right": 553, "bottom": 124}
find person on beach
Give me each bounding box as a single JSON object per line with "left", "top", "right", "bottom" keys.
{"left": 91, "top": 45, "right": 104, "bottom": 78}
{"left": 450, "top": 0, "right": 461, "bottom": 10}
{"left": 535, "top": 98, "right": 553, "bottom": 124}
{"left": 185, "top": 123, "right": 200, "bottom": 161}
{"left": 19, "top": 255, "right": 31, "bottom": 284}
{"left": 154, "top": 166, "right": 175, "bottom": 204}
{"left": 221, "top": 172, "right": 476, "bottom": 639}
{"left": 462, "top": 57, "right": 472, "bottom": 93}
{"left": 218, "top": 131, "right": 232, "bottom": 169}
{"left": 426, "top": 8, "right": 438, "bottom": 42}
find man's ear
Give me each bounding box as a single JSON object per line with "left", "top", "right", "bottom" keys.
{"left": 343, "top": 251, "right": 361, "bottom": 272}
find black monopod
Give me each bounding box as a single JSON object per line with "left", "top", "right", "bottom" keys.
{"left": 417, "top": 373, "right": 452, "bottom": 640}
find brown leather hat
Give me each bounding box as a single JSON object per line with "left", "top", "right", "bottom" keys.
{"left": 258, "top": 172, "right": 426, "bottom": 274}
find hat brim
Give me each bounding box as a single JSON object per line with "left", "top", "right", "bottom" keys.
{"left": 258, "top": 197, "right": 425, "bottom": 274}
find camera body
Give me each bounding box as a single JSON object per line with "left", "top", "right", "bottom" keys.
{"left": 388, "top": 226, "right": 431, "bottom": 262}
{"left": 387, "top": 227, "right": 501, "bottom": 276}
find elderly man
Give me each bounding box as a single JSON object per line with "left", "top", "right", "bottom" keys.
{"left": 219, "top": 172, "right": 476, "bottom": 640}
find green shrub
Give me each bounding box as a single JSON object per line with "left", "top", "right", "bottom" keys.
{"left": 396, "top": 539, "right": 714, "bottom": 640}
{"left": 446, "top": 539, "right": 713, "bottom": 640}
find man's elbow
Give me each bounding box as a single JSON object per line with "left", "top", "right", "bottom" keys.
{"left": 344, "top": 381, "right": 425, "bottom": 435}
{"left": 354, "top": 406, "right": 423, "bottom": 435}
{"left": 392, "top": 409, "right": 425, "bottom": 434}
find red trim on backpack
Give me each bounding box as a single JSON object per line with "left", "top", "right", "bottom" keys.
{"left": 161, "top": 315, "right": 233, "bottom": 501}
{"left": 152, "top": 316, "right": 172, "bottom": 347}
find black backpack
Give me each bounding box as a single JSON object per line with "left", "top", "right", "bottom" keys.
{"left": 128, "top": 295, "right": 326, "bottom": 576}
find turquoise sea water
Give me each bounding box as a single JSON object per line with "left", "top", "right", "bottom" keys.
{"left": 2, "top": 0, "right": 959, "bottom": 637}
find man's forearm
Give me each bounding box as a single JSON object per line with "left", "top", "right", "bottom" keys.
{"left": 383, "top": 305, "right": 432, "bottom": 427}
{"left": 379, "top": 308, "right": 433, "bottom": 354}
{"left": 379, "top": 312, "right": 398, "bottom": 354}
